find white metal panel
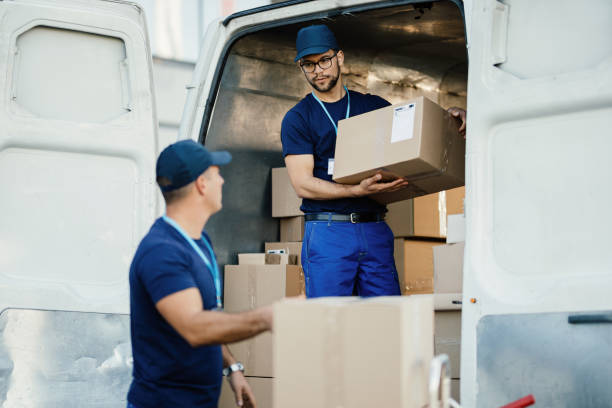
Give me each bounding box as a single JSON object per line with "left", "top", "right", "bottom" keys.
{"left": 0, "top": 0, "right": 158, "bottom": 315}
{"left": 462, "top": 0, "right": 612, "bottom": 405}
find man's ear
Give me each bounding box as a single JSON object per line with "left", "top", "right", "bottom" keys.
{"left": 194, "top": 174, "right": 207, "bottom": 196}
{"left": 337, "top": 50, "right": 344, "bottom": 67}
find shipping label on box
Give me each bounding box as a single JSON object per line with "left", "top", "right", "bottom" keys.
{"left": 272, "top": 167, "right": 303, "bottom": 217}
{"left": 333, "top": 96, "right": 465, "bottom": 204}
{"left": 274, "top": 296, "right": 433, "bottom": 408}
{"left": 446, "top": 213, "right": 465, "bottom": 243}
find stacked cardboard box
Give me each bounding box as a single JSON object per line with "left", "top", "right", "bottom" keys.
{"left": 271, "top": 167, "right": 305, "bottom": 242}
{"left": 220, "top": 254, "right": 303, "bottom": 407}
{"left": 274, "top": 295, "right": 433, "bottom": 408}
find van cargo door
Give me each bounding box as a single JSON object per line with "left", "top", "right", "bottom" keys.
{"left": 463, "top": 1, "right": 612, "bottom": 406}
{"left": 0, "top": 0, "right": 158, "bottom": 314}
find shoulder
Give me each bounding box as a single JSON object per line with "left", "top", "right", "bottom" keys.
{"left": 133, "top": 220, "right": 190, "bottom": 271}
{"left": 283, "top": 94, "right": 313, "bottom": 122}
{"left": 349, "top": 90, "right": 391, "bottom": 108}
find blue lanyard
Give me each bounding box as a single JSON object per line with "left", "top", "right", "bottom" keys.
{"left": 162, "top": 215, "right": 222, "bottom": 309}
{"left": 311, "top": 85, "right": 350, "bottom": 134}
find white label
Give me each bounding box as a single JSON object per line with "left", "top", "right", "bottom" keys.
{"left": 390, "top": 103, "right": 416, "bottom": 143}
{"left": 328, "top": 158, "right": 335, "bottom": 175}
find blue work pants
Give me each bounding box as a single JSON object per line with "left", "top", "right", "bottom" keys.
{"left": 301, "top": 219, "right": 401, "bottom": 297}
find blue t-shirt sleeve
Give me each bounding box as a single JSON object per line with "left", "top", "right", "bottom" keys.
{"left": 137, "top": 245, "right": 197, "bottom": 304}
{"left": 281, "top": 109, "right": 314, "bottom": 157}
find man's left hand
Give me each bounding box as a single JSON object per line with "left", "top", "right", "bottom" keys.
{"left": 228, "top": 371, "right": 256, "bottom": 407}
{"left": 447, "top": 107, "right": 466, "bottom": 138}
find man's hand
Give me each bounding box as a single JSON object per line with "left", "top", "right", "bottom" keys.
{"left": 351, "top": 173, "right": 409, "bottom": 197}
{"left": 228, "top": 371, "right": 257, "bottom": 407}
{"left": 447, "top": 107, "right": 466, "bottom": 138}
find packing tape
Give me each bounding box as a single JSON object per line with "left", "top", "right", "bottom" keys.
{"left": 438, "top": 190, "right": 447, "bottom": 237}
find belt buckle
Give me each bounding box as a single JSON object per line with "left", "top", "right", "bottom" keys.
{"left": 350, "top": 213, "right": 358, "bottom": 223}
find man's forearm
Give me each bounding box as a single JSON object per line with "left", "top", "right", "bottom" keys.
{"left": 186, "top": 308, "right": 270, "bottom": 347}
{"left": 296, "top": 175, "right": 356, "bottom": 200}
{"left": 222, "top": 344, "right": 237, "bottom": 367}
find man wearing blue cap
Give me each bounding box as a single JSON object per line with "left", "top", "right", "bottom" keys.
{"left": 127, "top": 140, "right": 271, "bottom": 408}
{"left": 281, "top": 25, "right": 466, "bottom": 298}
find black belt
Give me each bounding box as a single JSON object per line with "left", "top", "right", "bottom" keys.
{"left": 304, "top": 212, "right": 385, "bottom": 223}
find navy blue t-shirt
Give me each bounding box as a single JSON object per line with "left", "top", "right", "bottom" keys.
{"left": 281, "top": 89, "right": 391, "bottom": 214}
{"left": 128, "top": 218, "right": 223, "bottom": 408}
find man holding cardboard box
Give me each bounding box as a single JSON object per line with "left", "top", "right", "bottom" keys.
{"left": 127, "top": 141, "right": 272, "bottom": 408}
{"left": 281, "top": 25, "right": 466, "bottom": 298}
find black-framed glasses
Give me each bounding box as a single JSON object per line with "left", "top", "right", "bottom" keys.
{"left": 300, "top": 51, "right": 338, "bottom": 73}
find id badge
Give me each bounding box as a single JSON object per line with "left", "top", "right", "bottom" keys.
{"left": 328, "top": 158, "right": 335, "bottom": 176}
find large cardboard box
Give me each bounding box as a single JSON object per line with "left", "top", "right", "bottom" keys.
{"left": 435, "top": 310, "right": 461, "bottom": 379}
{"left": 265, "top": 241, "right": 303, "bottom": 265}
{"left": 218, "top": 376, "right": 273, "bottom": 408}
{"left": 224, "top": 264, "right": 303, "bottom": 377}
{"left": 333, "top": 96, "right": 465, "bottom": 204}
{"left": 280, "top": 216, "right": 304, "bottom": 242}
{"left": 274, "top": 296, "right": 433, "bottom": 408}
{"left": 272, "top": 167, "right": 303, "bottom": 217}
{"left": 394, "top": 239, "right": 445, "bottom": 295}
{"left": 433, "top": 242, "right": 464, "bottom": 293}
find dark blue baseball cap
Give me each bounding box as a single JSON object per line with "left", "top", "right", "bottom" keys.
{"left": 294, "top": 25, "right": 339, "bottom": 62}
{"left": 156, "top": 140, "right": 231, "bottom": 192}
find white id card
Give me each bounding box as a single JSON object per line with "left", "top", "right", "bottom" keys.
{"left": 328, "top": 158, "right": 335, "bottom": 175}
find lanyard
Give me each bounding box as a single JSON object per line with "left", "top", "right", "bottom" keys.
{"left": 311, "top": 85, "right": 350, "bottom": 134}
{"left": 162, "top": 215, "right": 222, "bottom": 309}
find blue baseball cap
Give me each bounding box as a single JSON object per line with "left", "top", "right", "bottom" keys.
{"left": 294, "top": 25, "right": 339, "bottom": 62}
{"left": 156, "top": 140, "right": 231, "bottom": 192}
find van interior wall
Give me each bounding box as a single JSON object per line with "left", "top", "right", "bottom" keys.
{"left": 203, "top": 1, "right": 467, "bottom": 271}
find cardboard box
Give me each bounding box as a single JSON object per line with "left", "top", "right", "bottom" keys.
{"left": 272, "top": 167, "right": 303, "bottom": 217}
{"left": 333, "top": 96, "right": 465, "bottom": 204}
{"left": 280, "top": 216, "right": 304, "bottom": 242}
{"left": 237, "top": 253, "right": 297, "bottom": 266}
{"left": 435, "top": 310, "right": 461, "bottom": 379}
{"left": 394, "top": 239, "right": 445, "bottom": 295}
{"left": 265, "top": 241, "right": 303, "bottom": 265}
{"left": 224, "top": 264, "right": 303, "bottom": 377}
{"left": 413, "top": 186, "right": 465, "bottom": 238}
{"left": 274, "top": 296, "right": 433, "bottom": 408}
{"left": 446, "top": 213, "right": 465, "bottom": 243}
{"left": 386, "top": 199, "right": 415, "bottom": 237}
{"left": 433, "top": 242, "right": 464, "bottom": 294}
{"left": 219, "top": 376, "right": 273, "bottom": 408}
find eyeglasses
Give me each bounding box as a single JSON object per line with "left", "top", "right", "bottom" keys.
{"left": 300, "top": 51, "right": 338, "bottom": 73}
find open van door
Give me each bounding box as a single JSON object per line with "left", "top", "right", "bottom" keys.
{"left": 462, "top": 1, "right": 612, "bottom": 406}
{"left": 0, "top": 0, "right": 157, "bottom": 403}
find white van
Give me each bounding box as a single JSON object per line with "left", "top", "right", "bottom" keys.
{"left": 1, "top": 0, "right": 610, "bottom": 406}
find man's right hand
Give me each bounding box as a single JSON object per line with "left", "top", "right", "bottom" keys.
{"left": 257, "top": 305, "right": 274, "bottom": 332}
{"left": 351, "top": 173, "right": 409, "bottom": 197}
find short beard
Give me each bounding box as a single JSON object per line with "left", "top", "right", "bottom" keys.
{"left": 307, "top": 67, "right": 340, "bottom": 93}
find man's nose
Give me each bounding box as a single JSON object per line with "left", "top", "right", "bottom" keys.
{"left": 314, "top": 63, "right": 324, "bottom": 73}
